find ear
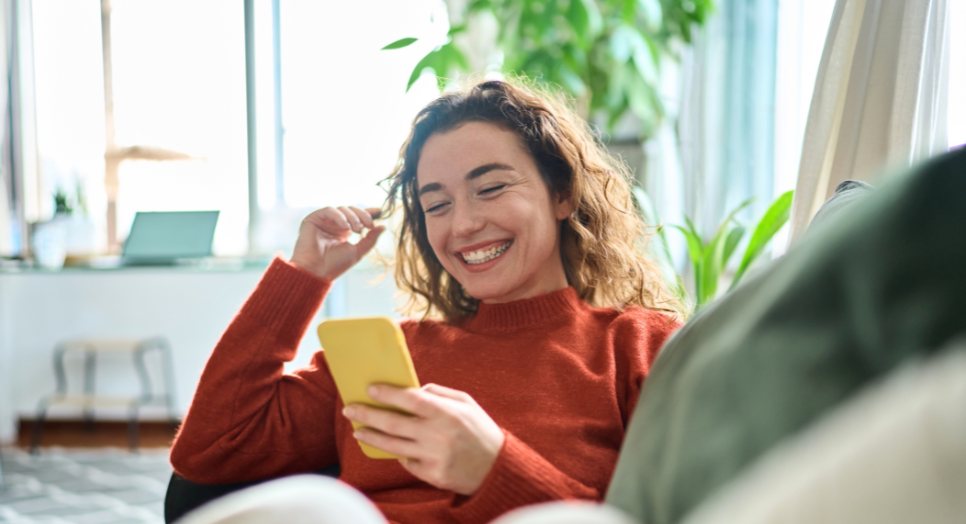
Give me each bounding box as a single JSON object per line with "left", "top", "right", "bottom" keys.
{"left": 554, "top": 190, "right": 573, "bottom": 221}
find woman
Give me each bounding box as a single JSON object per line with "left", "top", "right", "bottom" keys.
{"left": 170, "top": 80, "right": 683, "bottom": 524}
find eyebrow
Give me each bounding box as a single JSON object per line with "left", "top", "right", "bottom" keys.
{"left": 417, "top": 163, "right": 514, "bottom": 197}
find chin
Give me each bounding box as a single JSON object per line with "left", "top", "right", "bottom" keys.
{"left": 462, "top": 284, "right": 507, "bottom": 302}
{"left": 458, "top": 278, "right": 516, "bottom": 303}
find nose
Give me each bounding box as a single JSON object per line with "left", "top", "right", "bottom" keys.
{"left": 451, "top": 201, "right": 486, "bottom": 238}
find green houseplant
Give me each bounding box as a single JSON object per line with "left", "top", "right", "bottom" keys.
{"left": 384, "top": 0, "right": 713, "bottom": 136}
{"left": 634, "top": 188, "right": 794, "bottom": 310}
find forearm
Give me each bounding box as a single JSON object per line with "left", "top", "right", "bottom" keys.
{"left": 170, "top": 258, "right": 339, "bottom": 483}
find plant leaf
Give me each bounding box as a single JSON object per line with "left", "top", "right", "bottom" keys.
{"left": 626, "top": 28, "right": 658, "bottom": 83}
{"left": 575, "top": 0, "right": 603, "bottom": 37}
{"left": 683, "top": 215, "right": 702, "bottom": 242}
{"left": 406, "top": 50, "right": 438, "bottom": 92}
{"left": 467, "top": 0, "right": 493, "bottom": 13}
{"left": 697, "top": 221, "right": 730, "bottom": 306}
{"left": 725, "top": 197, "right": 756, "bottom": 224}
{"left": 722, "top": 225, "right": 745, "bottom": 267}
{"left": 382, "top": 37, "right": 418, "bottom": 50}
{"left": 443, "top": 43, "right": 470, "bottom": 70}
{"left": 691, "top": 197, "right": 754, "bottom": 307}
{"left": 637, "top": 0, "right": 663, "bottom": 28}
{"left": 731, "top": 190, "right": 794, "bottom": 290}
{"left": 608, "top": 25, "right": 634, "bottom": 63}
{"left": 622, "top": 0, "right": 636, "bottom": 23}
{"left": 671, "top": 224, "right": 704, "bottom": 265}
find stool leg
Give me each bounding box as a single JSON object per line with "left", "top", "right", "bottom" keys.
{"left": 132, "top": 344, "right": 154, "bottom": 453}
{"left": 158, "top": 338, "right": 179, "bottom": 432}
{"left": 83, "top": 349, "right": 96, "bottom": 432}
{"left": 31, "top": 401, "right": 49, "bottom": 455}
{"left": 128, "top": 402, "right": 140, "bottom": 453}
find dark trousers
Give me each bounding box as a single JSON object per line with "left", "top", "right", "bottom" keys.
{"left": 164, "top": 463, "right": 341, "bottom": 524}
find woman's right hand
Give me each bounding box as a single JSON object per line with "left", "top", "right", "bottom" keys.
{"left": 289, "top": 206, "right": 385, "bottom": 282}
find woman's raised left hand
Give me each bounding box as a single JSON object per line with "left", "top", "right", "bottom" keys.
{"left": 343, "top": 384, "right": 505, "bottom": 496}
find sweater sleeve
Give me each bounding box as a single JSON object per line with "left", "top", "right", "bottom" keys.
{"left": 448, "top": 430, "right": 601, "bottom": 524}
{"left": 170, "top": 257, "right": 340, "bottom": 484}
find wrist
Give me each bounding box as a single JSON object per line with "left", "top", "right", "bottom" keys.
{"left": 288, "top": 255, "right": 331, "bottom": 282}
{"left": 461, "top": 427, "right": 506, "bottom": 496}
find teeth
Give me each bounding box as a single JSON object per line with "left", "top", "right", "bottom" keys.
{"left": 462, "top": 241, "right": 511, "bottom": 264}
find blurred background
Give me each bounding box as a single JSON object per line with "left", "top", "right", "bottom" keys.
{"left": 0, "top": 1, "right": 963, "bottom": 522}
{"left": 5, "top": 0, "right": 963, "bottom": 261}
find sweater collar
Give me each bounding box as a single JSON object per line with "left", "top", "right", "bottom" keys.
{"left": 464, "top": 286, "right": 583, "bottom": 332}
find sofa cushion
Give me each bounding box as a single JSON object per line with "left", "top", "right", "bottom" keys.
{"left": 605, "top": 148, "right": 966, "bottom": 524}
{"left": 804, "top": 179, "right": 874, "bottom": 238}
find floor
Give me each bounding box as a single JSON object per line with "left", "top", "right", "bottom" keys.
{"left": 0, "top": 447, "right": 172, "bottom": 524}
{"left": 16, "top": 421, "right": 178, "bottom": 450}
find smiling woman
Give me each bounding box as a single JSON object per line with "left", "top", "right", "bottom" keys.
{"left": 415, "top": 123, "right": 572, "bottom": 305}
{"left": 170, "top": 79, "right": 683, "bottom": 524}
{"left": 385, "top": 80, "right": 686, "bottom": 320}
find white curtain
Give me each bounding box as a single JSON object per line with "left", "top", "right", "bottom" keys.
{"left": 788, "top": 0, "right": 951, "bottom": 244}
{"left": 0, "top": 0, "right": 12, "bottom": 256}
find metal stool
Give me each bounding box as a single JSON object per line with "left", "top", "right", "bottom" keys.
{"left": 31, "top": 337, "right": 177, "bottom": 453}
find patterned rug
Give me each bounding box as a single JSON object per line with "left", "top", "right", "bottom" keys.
{"left": 0, "top": 447, "right": 171, "bottom": 524}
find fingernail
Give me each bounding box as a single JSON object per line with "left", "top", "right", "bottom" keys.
{"left": 343, "top": 407, "right": 353, "bottom": 418}
{"left": 367, "top": 386, "right": 378, "bottom": 398}
{"left": 353, "top": 431, "right": 362, "bottom": 440}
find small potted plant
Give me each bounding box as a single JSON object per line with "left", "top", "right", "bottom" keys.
{"left": 32, "top": 179, "right": 97, "bottom": 269}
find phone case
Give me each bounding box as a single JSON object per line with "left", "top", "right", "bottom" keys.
{"left": 317, "top": 317, "right": 420, "bottom": 459}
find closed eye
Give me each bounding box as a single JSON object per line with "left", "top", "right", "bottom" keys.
{"left": 425, "top": 202, "right": 449, "bottom": 213}
{"left": 480, "top": 185, "right": 506, "bottom": 195}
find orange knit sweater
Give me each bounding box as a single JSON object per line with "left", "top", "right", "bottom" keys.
{"left": 170, "top": 258, "right": 680, "bottom": 524}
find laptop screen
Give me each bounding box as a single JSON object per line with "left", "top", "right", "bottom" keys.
{"left": 122, "top": 211, "right": 220, "bottom": 260}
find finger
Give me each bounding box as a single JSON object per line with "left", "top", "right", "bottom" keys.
{"left": 422, "top": 383, "right": 473, "bottom": 403}
{"left": 339, "top": 206, "right": 364, "bottom": 234}
{"left": 344, "top": 404, "right": 419, "bottom": 439}
{"left": 354, "top": 427, "right": 422, "bottom": 459}
{"left": 348, "top": 206, "right": 375, "bottom": 229}
{"left": 365, "top": 207, "right": 383, "bottom": 220}
{"left": 397, "top": 457, "right": 425, "bottom": 478}
{"left": 369, "top": 384, "right": 439, "bottom": 418}
{"left": 310, "top": 207, "right": 351, "bottom": 231}
{"left": 354, "top": 226, "right": 385, "bottom": 256}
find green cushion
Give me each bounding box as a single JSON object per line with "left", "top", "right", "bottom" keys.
{"left": 605, "top": 148, "right": 966, "bottom": 524}
{"left": 804, "top": 180, "right": 874, "bottom": 238}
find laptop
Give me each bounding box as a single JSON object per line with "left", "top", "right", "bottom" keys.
{"left": 121, "top": 211, "right": 220, "bottom": 266}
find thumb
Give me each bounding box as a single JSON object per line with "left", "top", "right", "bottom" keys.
{"left": 354, "top": 225, "right": 386, "bottom": 256}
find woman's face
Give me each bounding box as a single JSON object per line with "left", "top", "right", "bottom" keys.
{"left": 416, "top": 122, "right": 572, "bottom": 304}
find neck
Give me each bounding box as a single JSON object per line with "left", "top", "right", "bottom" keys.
{"left": 481, "top": 253, "right": 569, "bottom": 304}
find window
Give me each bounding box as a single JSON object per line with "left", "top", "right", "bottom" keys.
{"left": 30, "top": 0, "right": 446, "bottom": 257}
{"left": 33, "top": 0, "right": 249, "bottom": 255}
{"left": 249, "top": 0, "right": 443, "bottom": 254}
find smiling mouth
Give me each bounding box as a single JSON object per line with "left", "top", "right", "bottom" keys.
{"left": 460, "top": 240, "right": 512, "bottom": 265}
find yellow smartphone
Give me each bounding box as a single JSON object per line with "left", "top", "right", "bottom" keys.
{"left": 317, "top": 317, "right": 420, "bottom": 459}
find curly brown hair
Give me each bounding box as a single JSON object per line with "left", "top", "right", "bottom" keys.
{"left": 381, "top": 79, "right": 684, "bottom": 322}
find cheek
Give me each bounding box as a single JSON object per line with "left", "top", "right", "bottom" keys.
{"left": 424, "top": 221, "right": 450, "bottom": 265}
